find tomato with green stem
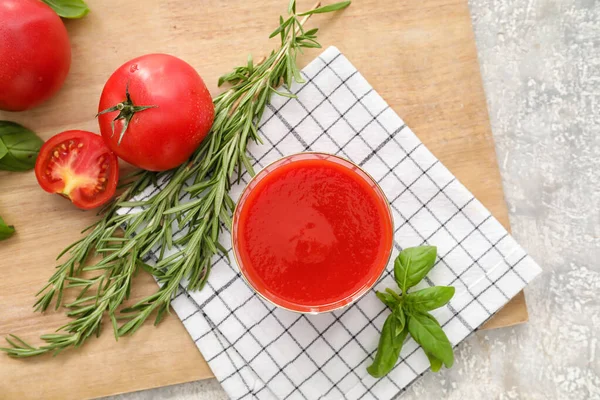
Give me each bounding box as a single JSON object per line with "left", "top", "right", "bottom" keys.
{"left": 34, "top": 131, "right": 119, "bottom": 210}
{"left": 97, "top": 54, "right": 214, "bottom": 171}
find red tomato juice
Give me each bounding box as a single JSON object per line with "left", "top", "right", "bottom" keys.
{"left": 233, "top": 153, "right": 394, "bottom": 313}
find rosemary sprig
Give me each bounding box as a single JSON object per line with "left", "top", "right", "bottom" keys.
{"left": 1, "top": 0, "right": 351, "bottom": 358}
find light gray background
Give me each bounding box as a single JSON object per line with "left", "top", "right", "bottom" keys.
{"left": 102, "top": 0, "right": 600, "bottom": 398}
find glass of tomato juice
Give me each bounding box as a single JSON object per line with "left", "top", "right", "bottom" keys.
{"left": 232, "top": 153, "right": 394, "bottom": 314}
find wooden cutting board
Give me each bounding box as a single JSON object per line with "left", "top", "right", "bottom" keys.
{"left": 0, "top": 0, "right": 528, "bottom": 398}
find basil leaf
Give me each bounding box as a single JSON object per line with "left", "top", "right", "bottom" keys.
{"left": 405, "top": 286, "right": 455, "bottom": 312}
{"left": 425, "top": 351, "right": 443, "bottom": 372}
{"left": 394, "top": 246, "right": 437, "bottom": 293}
{"left": 41, "top": 0, "right": 89, "bottom": 19}
{"left": 408, "top": 312, "right": 454, "bottom": 368}
{"left": 297, "top": 1, "right": 351, "bottom": 16}
{"left": 367, "top": 314, "right": 408, "bottom": 378}
{"left": 393, "top": 306, "right": 405, "bottom": 336}
{"left": 375, "top": 290, "right": 397, "bottom": 309}
{"left": 0, "top": 140, "right": 8, "bottom": 159}
{"left": 0, "top": 121, "right": 44, "bottom": 172}
{"left": 0, "top": 216, "right": 15, "bottom": 241}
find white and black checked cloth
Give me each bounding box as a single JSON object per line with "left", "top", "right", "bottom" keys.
{"left": 122, "top": 47, "right": 542, "bottom": 400}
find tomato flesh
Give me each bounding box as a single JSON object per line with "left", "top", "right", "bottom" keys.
{"left": 35, "top": 131, "right": 119, "bottom": 210}
{"left": 0, "top": 0, "right": 71, "bottom": 111}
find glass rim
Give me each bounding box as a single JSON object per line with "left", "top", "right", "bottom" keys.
{"left": 231, "top": 152, "right": 394, "bottom": 314}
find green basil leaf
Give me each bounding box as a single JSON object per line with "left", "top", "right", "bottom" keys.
{"left": 394, "top": 246, "right": 437, "bottom": 292}
{"left": 0, "top": 140, "right": 8, "bottom": 160}
{"left": 393, "top": 306, "right": 405, "bottom": 336}
{"left": 425, "top": 351, "right": 443, "bottom": 372}
{"left": 0, "top": 121, "right": 44, "bottom": 172}
{"left": 367, "top": 314, "right": 408, "bottom": 378}
{"left": 297, "top": 1, "right": 351, "bottom": 16}
{"left": 405, "top": 286, "right": 455, "bottom": 312}
{"left": 0, "top": 216, "right": 15, "bottom": 241}
{"left": 41, "top": 0, "right": 89, "bottom": 19}
{"left": 375, "top": 290, "right": 397, "bottom": 309}
{"left": 408, "top": 311, "right": 454, "bottom": 368}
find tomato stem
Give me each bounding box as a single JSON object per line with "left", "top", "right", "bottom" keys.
{"left": 97, "top": 82, "right": 157, "bottom": 145}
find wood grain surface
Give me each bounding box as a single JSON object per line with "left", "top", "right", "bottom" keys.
{"left": 0, "top": 0, "right": 527, "bottom": 398}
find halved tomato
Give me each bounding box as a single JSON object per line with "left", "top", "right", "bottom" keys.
{"left": 34, "top": 130, "right": 119, "bottom": 210}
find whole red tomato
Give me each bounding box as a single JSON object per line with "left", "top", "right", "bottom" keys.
{"left": 0, "top": 0, "right": 71, "bottom": 111}
{"left": 35, "top": 130, "right": 119, "bottom": 210}
{"left": 98, "top": 54, "right": 214, "bottom": 171}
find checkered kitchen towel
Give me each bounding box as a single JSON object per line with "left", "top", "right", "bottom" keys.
{"left": 131, "top": 47, "right": 542, "bottom": 399}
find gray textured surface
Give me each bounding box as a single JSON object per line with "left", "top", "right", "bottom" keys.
{"left": 102, "top": 0, "right": 600, "bottom": 399}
